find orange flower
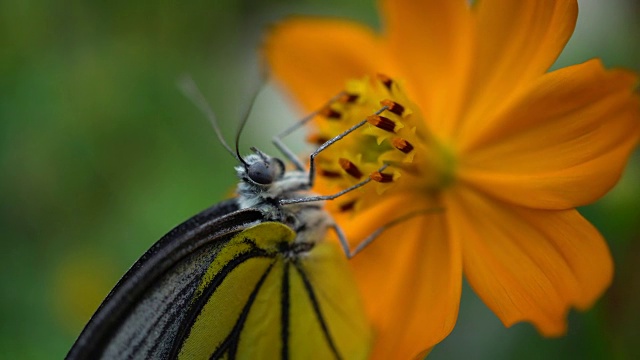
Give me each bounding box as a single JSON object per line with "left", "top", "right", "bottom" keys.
{"left": 264, "top": 0, "right": 640, "bottom": 358}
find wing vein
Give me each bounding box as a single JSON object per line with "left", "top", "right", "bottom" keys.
{"left": 293, "top": 261, "right": 342, "bottom": 360}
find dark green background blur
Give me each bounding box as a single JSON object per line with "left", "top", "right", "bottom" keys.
{"left": 1, "top": 0, "right": 638, "bottom": 359}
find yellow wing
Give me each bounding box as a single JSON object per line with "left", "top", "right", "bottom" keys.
{"left": 178, "top": 222, "right": 372, "bottom": 360}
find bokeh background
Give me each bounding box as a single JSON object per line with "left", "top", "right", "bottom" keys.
{"left": 1, "top": 0, "right": 638, "bottom": 358}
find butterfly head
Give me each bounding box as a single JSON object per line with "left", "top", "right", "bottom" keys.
{"left": 239, "top": 147, "right": 286, "bottom": 186}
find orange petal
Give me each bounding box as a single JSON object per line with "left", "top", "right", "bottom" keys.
{"left": 263, "top": 17, "right": 392, "bottom": 112}
{"left": 458, "top": 59, "right": 640, "bottom": 209}
{"left": 380, "top": 0, "right": 474, "bottom": 138}
{"left": 448, "top": 186, "right": 613, "bottom": 336}
{"left": 460, "top": 0, "right": 578, "bottom": 131}
{"left": 344, "top": 194, "right": 462, "bottom": 359}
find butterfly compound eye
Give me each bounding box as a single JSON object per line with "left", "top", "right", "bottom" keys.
{"left": 247, "top": 161, "right": 274, "bottom": 185}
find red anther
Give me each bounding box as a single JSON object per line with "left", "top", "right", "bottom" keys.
{"left": 306, "top": 133, "right": 329, "bottom": 146}
{"left": 338, "top": 158, "right": 363, "bottom": 179}
{"left": 367, "top": 115, "right": 396, "bottom": 133}
{"left": 370, "top": 171, "right": 393, "bottom": 183}
{"left": 320, "top": 107, "right": 341, "bottom": 119}
{"left": 339, "top": 200, "right": 356, "bottom": 212}
{"left": 338, "top": 93, "right": 359, "bottom": 103}
{"left": 380, "top": 99, "right": 405, "bottom": 116}
{"left": 391, "top": 137, "right": 414, "bottom": 154}
{"left": 319, "top": 169, "right": 342, "bottom": 178}
{"left": 376, "top": 74, "right": 393, "bottom": 89}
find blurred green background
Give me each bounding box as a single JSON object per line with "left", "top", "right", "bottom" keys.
{"left": 1, "top": 0, "right": 638, "bottom": 359}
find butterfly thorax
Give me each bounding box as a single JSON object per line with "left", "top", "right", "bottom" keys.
{"left": 235, "top": 151, "right": 333, "bottom": 252}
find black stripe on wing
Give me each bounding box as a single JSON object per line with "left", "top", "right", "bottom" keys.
{"left": 281, "top": 262, "right": 291, "bottom": 360}
{"left": 169, "top": 242, "right": 277, "bottom": 359}
{"left": 214, "top": 262, "right": 276, "bottom": 360}
{"left": 293, "top": 261, "right": 342, "bottom": 360}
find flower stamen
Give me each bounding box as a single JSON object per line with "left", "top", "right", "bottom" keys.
{"left": 306, "top": 134, "right": 329, "bottom": 146}
{"left": 370, "top": 171, "right": 393, "bottom": 183}
{"left": 319, "top": 169, "right": 342, "bottom": 178}
{"left": 380, "top": 99, "right": 405, "bottom": 116}
{"left": 376, "top": 73, "right": 393, "bottom": 89}
{"left": 367, "top": 115, "right": 397, "bottom": 133}
{"left": 309, "top": 75, "right": 456, "bottom": 214}
{"left": 339, "top": 158, "right": 363, "bottom": 179}
{"left": 339, "top": 93, "right": 359, "bottom": 103}
{"left": 391, "top": 137, "right": 414, "bottom": 154}
{"left": 320, "top": 107, "right": 341, "bottom": 119}
{"left": 339, "top": 199, "right": 357, "bottom": 212}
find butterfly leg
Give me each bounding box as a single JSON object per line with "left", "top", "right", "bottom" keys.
{"left": 329, "top": 222, "right": 355, "bottom": 259}
{"left": 330, "top": 208, "right": 443, "bottom": 259}
{"left": 306, "top": 105, "right": 388, "bottom": 188}
{"left": 272, "top": 90, "right": 388, "bottom": 187}
{"left": 272, "top": 93, "right": 345, "bottom": 171}
{"left": 279, "top": 165, "right": 389, "bottom": 206}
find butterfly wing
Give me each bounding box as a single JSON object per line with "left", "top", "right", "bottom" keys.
{"left": 67, "top": 203, "right": 371, "bottom": 360}
{"left": 287, "top": 239, "right": 372, "bottom": 360}
{"left": 176, "top": 222, "right": 372, "bottom": 360}
{"left": 66, "top": 200, "right": 264, "bottom": 359}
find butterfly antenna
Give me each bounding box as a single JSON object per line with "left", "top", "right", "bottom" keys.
{"left": 178, "top": 75, "right": 239, "bottom": 161}
{"left": 234, "top": 74, "right": 266, "bottom": 168}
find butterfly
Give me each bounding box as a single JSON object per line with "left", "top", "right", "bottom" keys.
{"left": 65, "top": 79, "right": 389, "bottom": 360}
